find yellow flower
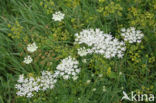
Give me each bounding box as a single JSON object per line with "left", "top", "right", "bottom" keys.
{"left": 107, "top": 67, "right": 111, "bottom": 75}
{"left": 99, "top": 0, "right": 105, "bottom": 3}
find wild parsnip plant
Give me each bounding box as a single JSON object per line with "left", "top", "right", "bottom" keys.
{"left": 0, "top": 0, "right": 156, "bottom": 103}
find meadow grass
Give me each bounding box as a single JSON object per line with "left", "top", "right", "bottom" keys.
{"left": 0, "top": 0, "right": 156, "bottom": 103}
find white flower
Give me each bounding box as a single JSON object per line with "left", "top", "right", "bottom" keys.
{"left": 17, "top": 74, "right": 24, "bottom": 83}
{"left": 23, "top": 55, "right": 33, "bottom": 64}
{"left": 15, "top": 71, "right": 57, "bottom": 98}
{"left": 27, "top": 42, "right": 38, "bottom": 53}
{"left": 92, "top": 88, "right": 96, "bottom": 91}
{"left": 52, "top": 11, "right": 65, "bottom": 21}
{"left": 75, "top": 28, "right": 126, "bottom": 59}
{"left": 56, "top": 56, "right": 81, "bottom": 80}
{"left": 82, "top": 59, "right": 87, "bottom": 63}
{"left": 40, "top": 71, "right": 57, "bottom": 90}
{"left": 103, "top": 86, "right": 106, "bottom": 92}
{"left": 15, "top": 75, "right": 39, "bottom": 98}
{"left": 86, "top": 80, "right": 91, "bottom": 84}
{"left": 72, "top": 76, "right": 78, "bottom": 80}
{"left": 119, "top": 72, "right": 122, "bottom": 75}
{"left": 63, "top": 75, "right": 69, "bottom": 80}
{"left": 121, "top": 27, "right": 144, "bottom": 43}
{"left": 77, "top": 47, "right": 93, "bottom": 56}
{"left": 91, "top": 74, "right": 94, "bottom": 77}
{"left": 98, "top": 74, "right": 103, "bottom": 77}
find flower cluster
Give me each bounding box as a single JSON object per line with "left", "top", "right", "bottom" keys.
{"left": 15, "top": 71, "right": 57, "bottom": 98}
{"left": 18, "top": 55, "right": 81, "bottom": 98}
{"left": 40, "top": 71, "right": 57, "bottom": 91}
{"left": 77, "top": 47, "right": 93, "bottom": 56}
{"left": 7, "top": 21, "right": 23, "bottom": 39}
{"left": 39, "top": 0, "right": 54, "bottom": 14}
{"left": 121, "top": 27, "right": 144, "bottom": 43}
{"left": 56, "top": 56, "right": 80, "bottom": 80}
{"left": 52, "top": 11, "right": 65, "bottom": 21}
{"left": 15, "top": 74, "right": 40, "bottom": 98}
{"left": 23, "top": 42, "right": 38, "bottom": 64}
{"left": 23, "top": 55, "right": 33, "bottom": 64}
{"left": 97, "top": 1, "right": 123, "bottom": 17}
{"left": 27, "top": 42, "right": 38, "bottom": 53}
{"left": 75, "top": 28, "right": 126, "bottom": 59}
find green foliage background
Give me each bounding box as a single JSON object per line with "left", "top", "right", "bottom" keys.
{"left": 0, "top": 0, "right": 156, "bottom": 103}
